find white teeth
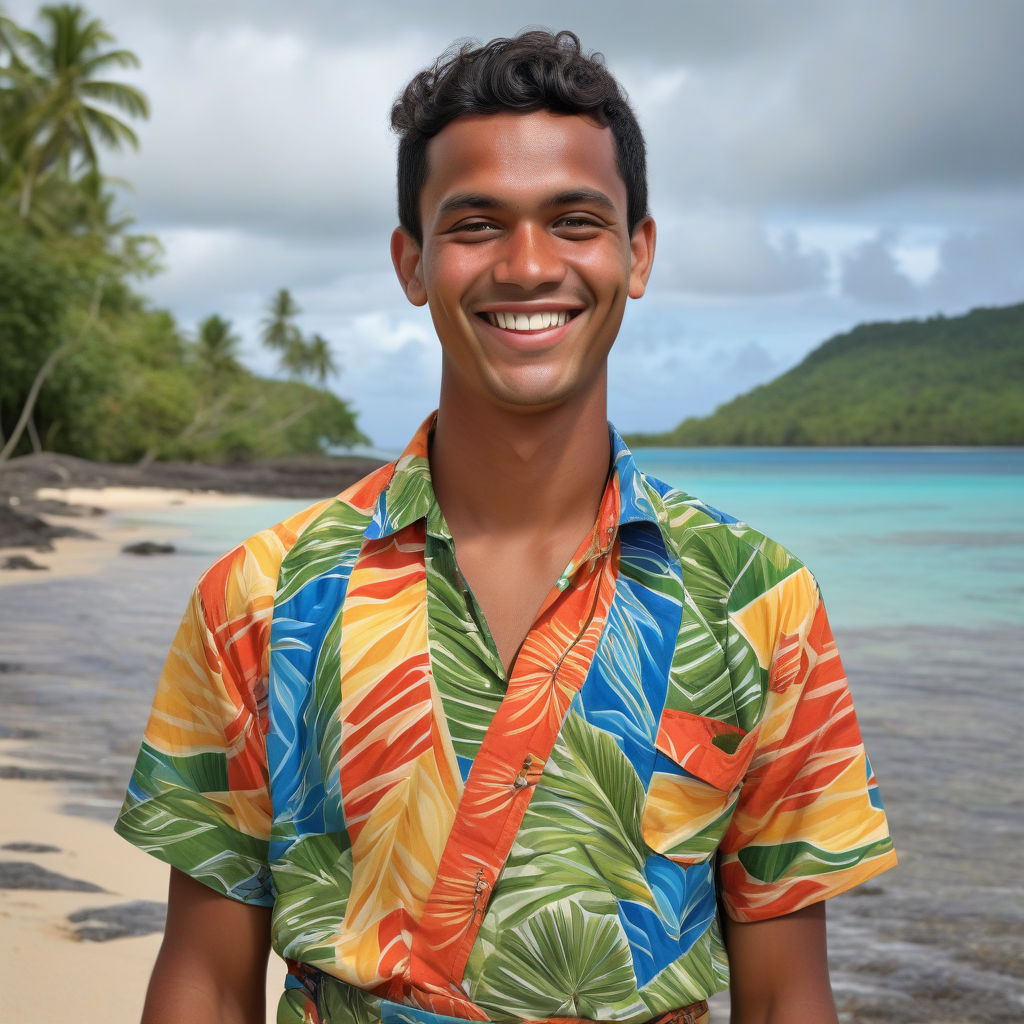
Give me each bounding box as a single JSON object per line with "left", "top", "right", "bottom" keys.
{"left": 485, "top": 311, "right": 570, "bottom": 331}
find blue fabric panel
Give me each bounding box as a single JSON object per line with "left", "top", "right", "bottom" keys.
{"left": 456, "top": 755, "right": 474, "bottom": 783}
{"left": 578, "top": 525, "right": 684, "bottom": 790}
{"left": 618, "top": 856, "right": 717, "bottom": 988}
{"left": 268, "top": 552, "right": 357, "bottom": 859}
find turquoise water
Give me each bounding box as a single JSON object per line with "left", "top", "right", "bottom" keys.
{"left": 135, "top": 448, "right": 1024, "bottom": 633}
{"left": 635, "top": 447, "right": 1024, "bottom": 632}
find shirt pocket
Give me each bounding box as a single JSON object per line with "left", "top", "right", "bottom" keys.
{"left": 641, "top": 708, "right": 758, "bottom": 866}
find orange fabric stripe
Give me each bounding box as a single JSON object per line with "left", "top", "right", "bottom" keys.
{"left": 408, "top": 536, "right": 619, "bottom": 998}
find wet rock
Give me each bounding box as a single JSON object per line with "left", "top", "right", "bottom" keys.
{"left": 0, "top": 504, "right": 95, "bottom": 551}
{"left": 68, "top": 900, "right": 166, "bottom": 941}
{"left": 121, "top": 540, "right": 175, "bottom": 556}
{"left": 1, "top": 842, "right": 61, "bottom": 853}
{"left": 2, "top": 554, "right": 48, "bottom": 571}
{"left": 0, "top": 861, "right": 103, "bottom": 892}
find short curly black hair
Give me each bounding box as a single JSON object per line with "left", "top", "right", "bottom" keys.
{"left": 390, "top": 29, "right": 648, "bottom": 245}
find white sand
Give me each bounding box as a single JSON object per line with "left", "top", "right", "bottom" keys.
{"left": 0, "top": 486, "right": 267, "bottom": 588}
{"left": 0, "top": 758, "right": 287, "bottom": 1022}
{"left": 0, "top": 486, "right": 290, "bottom": 1019}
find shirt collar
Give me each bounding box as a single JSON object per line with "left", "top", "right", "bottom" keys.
{"left": 366, "top": 413, "right": 661, "bottom": 542}
{"left": 364, "top": 413, "right": 437, "bottom": 541}
{"left": 610, "top": 423, "right": 661, "bottom": 529}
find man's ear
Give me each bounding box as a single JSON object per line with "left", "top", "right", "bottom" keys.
{"left": 628, "top": 216, "right": 657, "bottom": 300}
{"left": 391, "top": 227, "right": 427, "bottom": 306}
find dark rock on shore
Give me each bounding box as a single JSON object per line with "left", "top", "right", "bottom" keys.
{"left": 122, "top": 541, "right": 175, "bottom": 556}
{"left": 68, "top": 899, "right": 167, "bottom": 941}
{"left": 2, "top": 554, "right": 48, "bottom": 570}
{"left": 0, "top": 860, "right": 104, "bottom": 892}
{"left": 0, "top": 503, "right": 96, "bottom": 552}
{"left": 2, "top": 842, "right": 62, "bottom": 854}
{"left": 0, "top": 764, "right": 101, "bottom": 783}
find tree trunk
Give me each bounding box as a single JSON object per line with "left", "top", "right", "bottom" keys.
{"left": 0, "top": 341, "right": 68, "bottom": 461}
{"left": 0, "top": 277, "right": 105, "bottom": 463}
{"left": 26, "top": 414, "right": 42, "bottom": 453}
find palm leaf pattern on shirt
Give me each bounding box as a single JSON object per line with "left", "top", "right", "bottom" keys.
{"left": 425, "top": 532, "right": 506, "bottom": 771}
{"left": 117, "top": 421, "right": 896, "bottom": 1023}
{"left": 469, "top": 897, "right": 647, "bottom": 1022}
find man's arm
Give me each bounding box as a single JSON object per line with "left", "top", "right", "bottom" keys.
{"left": 141, "top": 867, "right": 272, "bottom": 1024}
{"left": 722, "top": 902, "right": 839, "bottom": 1024}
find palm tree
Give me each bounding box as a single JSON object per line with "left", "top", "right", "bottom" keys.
{"left": 196, "top": 314, "right": 242, "bottom": 380}
{"left": 260, "top": 288, "right": 302, "bottom": 357}
{"left": 259, "top": 288, "right": 339, "bottom": 383}
{"left": 1, "top": 4, "right": 148, "bottom": 218}
{"left": 303, "top": 333, "right": 338, "bottom": 384}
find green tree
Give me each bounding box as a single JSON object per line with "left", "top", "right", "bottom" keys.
{"left": 301, "top": 332, "right": 337, "bottom": 384}
{"left": 261, "top": 287, "right": 302, "bottom": 360}
{"left": 195, "top": 314, "right": 243, "bottom": 381}
{"left": 261, "top": 289, "right": 339, "bottom": 383}
{"left": 0, "top": 3, "right": 148, "bottom": 220}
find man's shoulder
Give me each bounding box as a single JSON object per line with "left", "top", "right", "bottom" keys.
{"left": 637, "top": 470, "right": 809, "bottom": 595}
{"left": 193, "top": 459, "right": 397, "bottom": 621}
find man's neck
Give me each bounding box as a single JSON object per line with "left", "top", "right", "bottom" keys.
{"left": 430, "top": 384, "right": 612, "bottom": 544}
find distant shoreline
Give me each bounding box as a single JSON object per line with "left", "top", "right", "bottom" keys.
{"left": 627, "top": 437, "right": 1024, "bottom": 449}
{"left": 0, "top": 450, "right": 384, "bottom": 505}
{"left": 0, "top": 451, "right": 385, "bottom": 563}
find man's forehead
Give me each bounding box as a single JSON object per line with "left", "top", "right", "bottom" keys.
{"left": 421, "top": 109, "right": 623, "bottom": 206}
{"left": 427, "top": 108, "right": 611, "bottom": 154}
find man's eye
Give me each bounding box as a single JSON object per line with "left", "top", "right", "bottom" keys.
{"left": 556, "top": 216, "right": 601, "bottom": 231}
{"left": 450, "top": 221, "right": 498, "bottom": 235}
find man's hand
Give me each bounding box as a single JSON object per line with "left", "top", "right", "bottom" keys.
{"left": 141, "top": 866, "right": 272, "bottom": 1024}
{"left": 722, "top": 902, "right": 839, "bottom": 1024}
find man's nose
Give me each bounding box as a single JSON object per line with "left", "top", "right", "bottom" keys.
{"left": 492, "top": 223, "right": 566, "bottom": 288}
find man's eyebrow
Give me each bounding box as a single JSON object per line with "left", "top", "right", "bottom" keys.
{"left": 437, "top": 189, "right": 619, "bottom": 217}
{"left": 438, "top": 193, "right": 502, "bottom": 216}
{"left": 548, "top": 188, "right": 617, "bottom": 211}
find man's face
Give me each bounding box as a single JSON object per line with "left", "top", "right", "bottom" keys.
{"left": 391, "top": 109, "right": 655, "bottom": 415}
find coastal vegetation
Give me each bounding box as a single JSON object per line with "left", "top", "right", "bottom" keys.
{"left": 0, "top": 3, "right": 366, "bottom": 464}
{"left": 630, "top": 303, "right": 1024, "bottom": 446}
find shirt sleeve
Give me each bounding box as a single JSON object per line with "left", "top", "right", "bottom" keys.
{"left": 717, "top": 565, "right": 896, "bottom": 922}
{"left": 114, "top": 544, "right": 276, "bottom": 905}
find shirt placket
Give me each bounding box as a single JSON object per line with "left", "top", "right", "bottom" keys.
{"left": 407, "top": 482, "right": 621, "bottom": 1006}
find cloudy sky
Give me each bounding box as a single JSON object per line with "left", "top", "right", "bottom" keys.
{"left": 8, "top": 0, "right": 1024, "bottom": 448}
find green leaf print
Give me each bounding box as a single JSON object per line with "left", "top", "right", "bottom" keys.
{"left": 509, "top": 712, "right": 652, "bottom": 907}
{"left": 637, "top": 924, "right": 729, "bottom": 1014}
{"left": 276, "top": 500, "right": 371, "bottom": 606}
{"left": 272, "top": 832, "right": 354, "bottom": 965}
{"left": 469, "top": 897, "right": 648, "bottom": 1022}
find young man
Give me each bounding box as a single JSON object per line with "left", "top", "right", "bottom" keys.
{"left": 117, "top": 31, "right": 895, "bottom": 1024}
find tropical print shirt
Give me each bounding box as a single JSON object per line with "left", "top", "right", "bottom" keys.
{"left": 116, "top": 416, "right": 896, "bottom": 1024}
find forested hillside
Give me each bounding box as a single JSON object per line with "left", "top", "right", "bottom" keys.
{"left": 631, "top": 303, "right": 1024, "bottom": 446}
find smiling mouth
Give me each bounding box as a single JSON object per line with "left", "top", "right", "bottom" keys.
{"left": 480, "top": 310, "right": 579, "bottom": 331}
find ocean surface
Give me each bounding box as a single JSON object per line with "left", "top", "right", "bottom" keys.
{"left": 2, "top": 447, "right": 1022, "bottom": 1023}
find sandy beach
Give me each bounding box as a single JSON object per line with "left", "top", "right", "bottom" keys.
{"left": 0, "top": 456, "right": 383, "bottom": 1024}
{"left": 0, "top": 486, "right": 298, "bottom": 1023}
{"left": 0, "top": 485, "right": 273, "bottom": 585}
